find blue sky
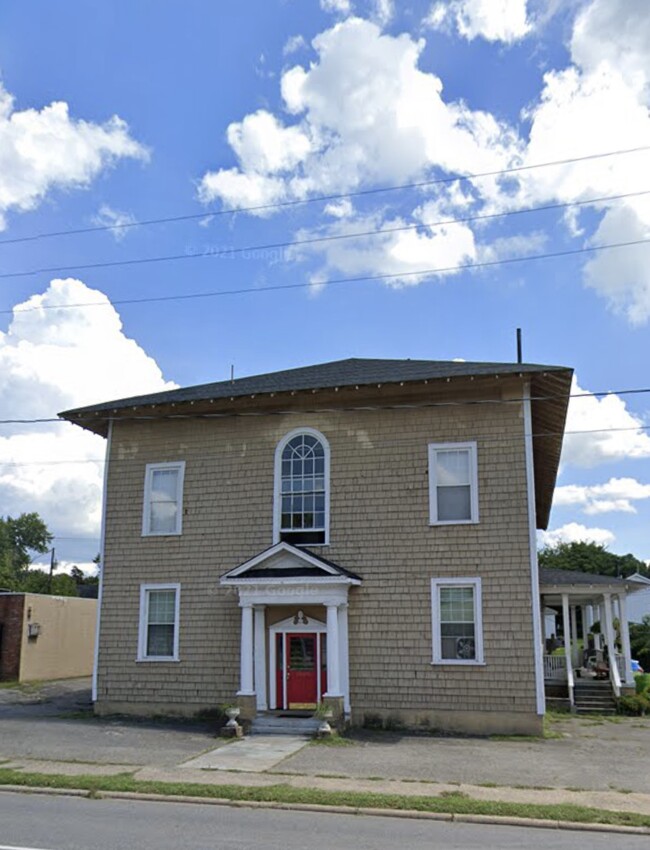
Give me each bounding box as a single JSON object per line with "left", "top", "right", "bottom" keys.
{"left": 0, "top": 0, "right": 649, "bottom": 571}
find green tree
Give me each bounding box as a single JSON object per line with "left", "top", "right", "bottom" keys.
{"left": 538, "top": 541, "right": 649, "bottom": 579}
{"left": 630, "top": 616, "right": 650, "bottom": 674}
{"left": 21, "top": 569, "right": 78, "bottom": 597}
{"left": 0, "top": 513, "right": 52, "bottom": 590}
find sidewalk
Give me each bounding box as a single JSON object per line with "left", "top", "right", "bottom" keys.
{"left": 1, "top": 679, "right": 650, "bottom": 831}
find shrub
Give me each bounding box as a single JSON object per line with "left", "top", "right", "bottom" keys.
{"left": 634, "top": 672, "right": 650, "bottom": 697}
{"left": 618, "top": 694, "right": 650, "bottom": 716}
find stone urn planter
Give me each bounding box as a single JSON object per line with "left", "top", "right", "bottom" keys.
{"left": 314, "top": 705, "right": 334, "bottom": 737}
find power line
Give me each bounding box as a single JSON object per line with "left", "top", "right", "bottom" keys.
{"left": 1, "top": 423, "right": 649, "bottom": 468}
{"left": 0, "top": 144, "right": 648, "bottom": 247}
{"left": 4, "top": 233, "right": 650, "bottom": 316}
{"left": 1, "top": 188, "right": 648, "bottom": 283}
{"left": 2, "top": 385, "right": 650, "bottom": 426}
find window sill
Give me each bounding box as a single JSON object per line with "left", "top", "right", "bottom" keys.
{"left": 136, "top": 656, "right": 180, "bottom": 663}
{"left": 141, "top": 531, "right": 183, "bottom": 538}
{"left": 431, "top": 660, "right": 485, "bottom": 667}
{"left": 429, "top": 519, "right": 479, "bottom": 527}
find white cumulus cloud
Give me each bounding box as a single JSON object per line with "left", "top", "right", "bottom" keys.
{"left": 538, "top": 522, "right": 615, "bottom": 549}
{"left": 554, "top": 477, "right": 650, "bottom": 515}
{"left": 0, "top": 279, "right": 176, "bottom": 549}
{"left": 424, "top": 0, "right": 531, "bottom": 43}
{"left": 561, "top": 377, "right": 650, "bottom": 468}
{"left": 92, "top": 204, "right": 137, "bottom": 241}
{"left": 0, "top": 80, "right": 147, "bottom": 230}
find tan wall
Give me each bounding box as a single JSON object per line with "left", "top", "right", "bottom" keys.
{"left": 97, "top": 378, "right": 539, "bottom": 731}
{"left": 19, "top": 594, "right": 97, "bottom": 683}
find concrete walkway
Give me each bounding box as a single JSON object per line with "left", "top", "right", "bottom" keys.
{"left": 1, "top": 680, "right": 650, "bottom": 828}
{"left": 180, "top": 735, "right": 309, "bottom": 772}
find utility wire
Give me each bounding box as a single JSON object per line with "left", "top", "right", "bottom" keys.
{"left": 2, "top": 386, "right": 650, "bottom": 426}
{"left": 1, "top": 423, "right": 649, "bottom": 467}
{"left": 0, "top": 144, "right": 648, "bottom": 247}
{"left": 4, "top": 233, "right": 650, "bottom": 315}
{"left": 1, "top": 188, "right": 648, "bottom": 283}
{"left": 5, "top": 185, "right": 650, "bottom": 281}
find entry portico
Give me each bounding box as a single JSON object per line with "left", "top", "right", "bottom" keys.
{"left": 220, "top": 542, "right": 361, "bottom": 717}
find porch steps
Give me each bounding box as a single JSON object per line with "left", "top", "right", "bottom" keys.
{"left": 573, "top": 681, "right": 617, "bottom": 715}
{"left": 250, "top": 712, "right": 320, "bottom": 736}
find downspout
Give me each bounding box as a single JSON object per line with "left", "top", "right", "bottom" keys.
{"left": 92, "top": 419, "right": 112, "bottom": 704}
{"left": 523, "top": 383, "right": 546, "bottom": 716}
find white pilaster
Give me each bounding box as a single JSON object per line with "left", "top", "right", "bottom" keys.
{"left": 618, "top": 593, "right": 633, "bottom": 685}
{"left": 253, "top": 605, "right": 267, "bottom": 709}
{"left": 238, "top": 603, "right": 255, "bottom": 696}
{"left": 522, "top": 383, "right": 546, "bottom": 716}
{"left": 325, "top": 604, "right": 342, "bottom": 696}
{"left": 338, "top": 603, "right": 350, "bottom": 712}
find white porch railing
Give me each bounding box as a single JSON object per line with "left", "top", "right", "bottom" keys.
{"left": 609, "top": 649, "right": 622, "bottom": 697}
{"left": 543, "top": 655, "right": 566, "bottom": 680}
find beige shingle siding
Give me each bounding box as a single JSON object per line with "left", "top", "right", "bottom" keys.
{"left": 97, "top": 379, "right": 537, "bottom": 722}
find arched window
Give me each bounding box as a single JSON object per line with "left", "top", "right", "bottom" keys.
{"left": 274, "top": 428, "right": 330, "bottom": 546}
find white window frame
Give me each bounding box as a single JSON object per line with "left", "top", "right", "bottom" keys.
{"left": 431, "top": 577, "right": 484, "bottom": 665}
{"left": 137, "top": 583, "right": 181, "bottom": 662}
{"left": 142, "top": 461, "right": 185, "bottom": 537}
{"left": 428, "top": 442, "right": 479, "bottom": 525}
{"left": 273, "top": 427, "right": 330, "bottom": 546}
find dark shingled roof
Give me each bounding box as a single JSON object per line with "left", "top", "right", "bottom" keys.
{"left": 59, "top": 357, "right": 573, "bottom": 531}
{"left": 540, "top": 568, "right": 641, "bottom": 588}
{"left": 59, "top": 358, "right": 567, "bottom": 416}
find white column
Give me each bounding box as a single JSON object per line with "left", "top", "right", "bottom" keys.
{"left": 238, "top": 603, "right": 255, "bottom": 696}
{"left": 561, "top": 594, "right": 572, "bottom": 672}
{"left": 570, "top": 605, "right": 579, "bottom": 667}
{"left": 618, "top": 593, "right": 633, "bottom": 685}
{"left": 338, "top": 603, "right": 350, "bottom": 713}
{"left": 253, "top": 605, "right": 267, "bottom": 710}
{"left": 325, "top": 604, "right": 342, "bottom": 696}
{"left": 602, "top": 593, "right": 616, "bottom": 657}
{"left": 581, "top": 605, "right": 588, "bottom": 647}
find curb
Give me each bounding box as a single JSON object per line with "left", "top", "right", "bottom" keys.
{"left": 1, "top": 784, "right": 649, "bottom": 836}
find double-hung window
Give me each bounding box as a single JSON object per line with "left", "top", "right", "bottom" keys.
{"left": 428, "top": 442, "right": 478, "bottom": 524}
{"left": 431, "top": 578, "right": 483, "bottom": 664}
{"left": 142, "top": 462, "right": 185, "bottom": 536}
{"left": 138, "top": 583, "right": 180, "bottom": 661}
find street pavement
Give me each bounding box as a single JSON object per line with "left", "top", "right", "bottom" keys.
{"left": 1, "top": 791, "right": 649, "bottom": 850}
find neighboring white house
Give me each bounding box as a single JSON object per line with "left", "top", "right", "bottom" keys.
{"left": 626, "top": 573, "right": 650, "bottom": 624}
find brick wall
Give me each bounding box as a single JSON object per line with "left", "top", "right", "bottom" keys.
{"left": 97, "top": 377, "right": 539, "bottom": 727}
{"left": 0, "top": 595, "right": 25, "bottom": 681}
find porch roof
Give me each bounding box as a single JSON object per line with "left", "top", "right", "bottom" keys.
{"left": 539, "top": 567, "right": 645, "bottom": 603}
{"left": 220, "top": 541, "right": 362, "bottom": 585}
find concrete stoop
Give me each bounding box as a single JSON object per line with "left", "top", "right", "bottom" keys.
{"left": 251, "top": 712, "right": 320, "bottom": 736}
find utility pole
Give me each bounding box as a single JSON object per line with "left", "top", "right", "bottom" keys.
{"left": 48, "top": 547, "right": 55, "bottom": 594}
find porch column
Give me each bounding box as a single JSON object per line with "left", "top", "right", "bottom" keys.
{"left": 570, "top": 605, "right": 579, "bottom": 667}
{"left": 561, "top": 593, "right": 573, "bottom": 682}
{"left": 338, "top": 603, "right": 350, "bottom": 713}
{"left": 618, "top": 592, "right": 633, "bottom": 685}
{"left": 602, "top": 593, "right": 616, "bottom": 657}
{"left": 253, "top": 605, "right": 267, "bottom": 710}
{"left": 581, "top": 605, "right": 589, "bottom": 648}
{"left": 238, "top": 603, "right": 255, "bottom": 696}
{"left": 325, "top": 604, "right": 342, "bottom": 696}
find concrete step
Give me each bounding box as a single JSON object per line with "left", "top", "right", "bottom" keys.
{"left": 251, "top": 714, "right": 320, "bottom": 736}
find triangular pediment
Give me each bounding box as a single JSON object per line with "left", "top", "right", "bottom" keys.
{"left": 220, "top": 542, "right": 361, "bottom": 584}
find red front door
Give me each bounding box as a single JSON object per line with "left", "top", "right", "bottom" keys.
{"left": 286, "top": 633, "right": 318, "bottom": 708}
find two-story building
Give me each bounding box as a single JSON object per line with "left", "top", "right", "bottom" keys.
{"left": 60, "top": 358, "right": 574, "bottom": 735}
